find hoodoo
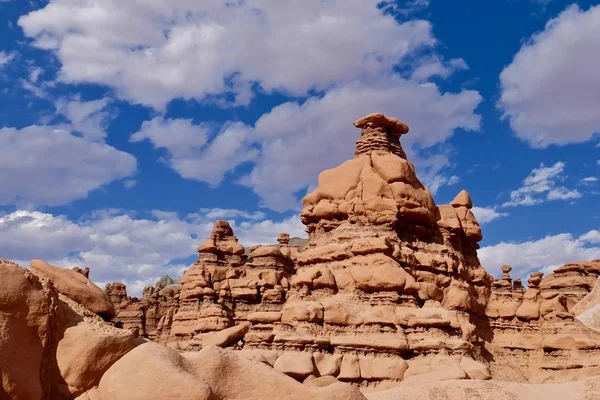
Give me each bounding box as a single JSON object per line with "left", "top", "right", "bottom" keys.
{"left": 4, "top": 115, "right": 600, "bottom": 399}
{"left": 103, "top": 115, "right": 600, "bottom": 387}
{"left": 110, "top": 113, "right": 499, "bottom": 385}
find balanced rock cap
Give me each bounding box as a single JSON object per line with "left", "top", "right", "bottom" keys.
{"left": 353, "top": 113, "right": 409, "bottom": 136}
{"left": 353, "top": 113, "right": 410, "bottom": 159}
{"left": 451, "top": 190, "right": 473, "bottom": 209}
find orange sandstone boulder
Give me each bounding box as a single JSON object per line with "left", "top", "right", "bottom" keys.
{"left": 31, "top": 259, "right": 115, "bottom": 319}
{"left": 0, "top": 259, "right": 56, "bottom": 399}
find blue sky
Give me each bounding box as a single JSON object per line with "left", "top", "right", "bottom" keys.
{"left": 0, "top": 0, "right": 598, "bottom": 294}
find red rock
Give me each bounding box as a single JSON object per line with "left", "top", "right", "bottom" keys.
{"left": 31, "top": 259, "right": 115, "bottom": 319}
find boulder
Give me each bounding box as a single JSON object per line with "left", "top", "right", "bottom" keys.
{"left": 196, "top": 323, "right": 251, "bottom": 347}
{"left": 53, "top": 300, "right": 138, "bottom": 397}
{"left": 30, "top": 259, "right": 115, "bottom": 319}
{"left": 186, "top": 346, "right": 366, "bottom": 400}
{"left": 0, "top": 260, "right": 56, "bottom": 399}
{"left": 273, "top": 351, "right": 316, "bottom": 379}
{"left": 80, "top": 342, "right": 215, "bottom": 400}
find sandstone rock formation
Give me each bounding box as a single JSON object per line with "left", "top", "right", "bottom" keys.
{"left": 31, "top": 259, "right": 115, "bottom": 319}
{"left": 103, "top": 113, "right": 494, "bottom": 386}
{"left": 484, "top": 261, "right": 600, "bottom": 382}
{"left": 106, "top": 277, "right": 181, "bottom": 340}
{"left": 100, "top": 115, "right": 600, "bottom": 390}
{"left": 0, "top": 259, "right": 138, "bottom": 399}
{"left": 5, "top": 114, "right": 600, "bottom": 399}
{"left": 364, "top": 376, "right": 600, "bottom": 400}
{"left": 77, "top": 343, "right": 366, "bottom": 400}
{"left": 574, "top": 274, "right": 600, "bottom": 331}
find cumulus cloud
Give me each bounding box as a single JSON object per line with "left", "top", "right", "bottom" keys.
{"left": 0, "top": 208, "right": 306, "bottom": 295}
{"left": 55, "top": 96, "right": 114, "bottom": 141}
{"left": 471, "top": 207, "right": 509, "bottom": 224}
{"left": 131, "top": 117, "right": 258, "bottom": 186}
{"left": 19, "top": 1, "right": 482, "bottom": 210}
{"left": 478, "top": 230, "right": 600, "bottom": 279}
{"left": 19, "top": 0, "right": 437, "bottom": 109}
{"left": 138, "top": 78, "right": 481, "bottom": 210}
{"left": 235, "top": 78, "right": 481, "bottom": 210}
{"left": 498, "top": 5, "right": 600, "bottom": 147}
{"left": 19, "top": 1, "right": 481, "bottom": 212}
{"left": 410, "top": 57, "right": 469, "bottom": 82}
{"left": 0, "top": 125, "right": 136, "bottom": 206}
{"left": 502, "top": 161, "right": 581, "bottom": 207}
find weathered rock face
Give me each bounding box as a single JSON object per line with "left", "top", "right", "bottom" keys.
{"left": 167, "top": 220, "right": 295, "bottom": 350}
{"left": 104, "top": 114, "right": 492, "bottom": 386}
{"left": 573, "top": 273, "right": 600, "bottom": 332}
{"left": 77, "top": 343, "right": 366, "bottom": 400}
{"left": 106, "top": 280, "right": 181, "bottom": 340}
{"left": 1, "top": 259, "right": 56, "bottom": 399}
{"left": 540, "top": 260, "right": 600, "bottom": 311}
{"left": 0, "top": 259, "right": 138, "bottom": 399}
{"left": 484, "top": 262, "right": 600, "bottom": 383}
{"left": 299, "top": 113, "right": 490, "bottom": 315}
{"left": 101, "top": 115, "right": 600, "bottom": 389}
{"left": 31, "top": 259, "right": 115, "bottom": 319}
{"left": 262, "top": 113, "right": 492, "bottom": 384}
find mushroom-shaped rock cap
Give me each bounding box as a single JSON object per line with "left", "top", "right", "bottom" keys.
{"left": 353, "top": 113, "right": 409, "bottom": 136}
{"left": 211, "top": 220, "right": 235, "bottom": 238}
{"left": 451, "top": 190, "right": 473, "bottom": 209}
{"left": 501, "top": 265, "right": 513, "bottom": 273}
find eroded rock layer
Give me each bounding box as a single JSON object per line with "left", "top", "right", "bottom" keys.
{"left": 104, "top": 114, "right": 494, "bottom": 386}
{"left": 484, "top": 261, "right": 600, "bottom": 382}
{"left": 105, "top": 114, "right": 600, "bottom": 387}
{"left": 1, "top": 259, "right": 139, "bottom": 399}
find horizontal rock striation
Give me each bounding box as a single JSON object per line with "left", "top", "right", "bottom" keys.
{"left": 105, "top": 114, "right": 600, "bottom": 387}
{"left": 484, "top": 261, "right": 600, "bottom": 382}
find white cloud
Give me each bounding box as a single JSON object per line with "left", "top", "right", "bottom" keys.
{"left": 478, "top": 230, "right": 600, "bottom": 279}
{"left": 381, "top": 0, "right": 430, "bottom": 16}
{"left": 29, "top": 66, "right": 43, "bottom": 83}
{"left": 498, "top": 5, "right": 600, "bottom": 147}
{"left": 55, "top": 96, "right": 114, "bottom": 141}
{"left": 19, "top": 0, "right": 437, "bottom": 109}
{"left": 195, "top": 208, "right": 266, "bottom": 221}
{"left": 21, "top": 79, "right": 47, "bottom": 98}
{"left": 447, "top": 175, "right": 460, "bottom": 186}
{"left": 546, "top": 187, "right": 582, "bottom": 200}
{"left": 502, "top": 161, "right": 581, "bottom": 207}
{"left": 241, "top": 77, "right": 481, "bottom": 210}
{"left": 471, "top": 207, "right": 509, "bottom": 224}
{"left": 0, "top": 208, "right": 306, "bottom": 295}
{"left": 123, "top": 179, "right": 136, "bottom": 189}
{"left": 0, "top": 51, "right": 15, "bottom": 67}
{"left": 20, "top": 1, "right": 481, "bottom": 211}
{"left": 142, "top": 77, "right": 481, "bottom": 211}
{"left": 580, "top": 230, "right": 600, "bottom": 244}
{"left": 581, "top": 176, "right": 598, "bottom": 184}
{"left": 0, "top": 125, "right": 136, "bottom": 206}
{"left": 411, "top": 56, "right": 468, "bottom": 82}
{"left": 131, "top": 117, "right": 258, "bottom": 186}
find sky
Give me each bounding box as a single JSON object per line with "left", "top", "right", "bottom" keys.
{"left": 0, "top": 0, "right": 598, "bottom": 295}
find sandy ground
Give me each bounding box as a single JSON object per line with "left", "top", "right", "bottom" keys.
{"left": 363, "top": 377, "right": 600, "bottom": 400}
